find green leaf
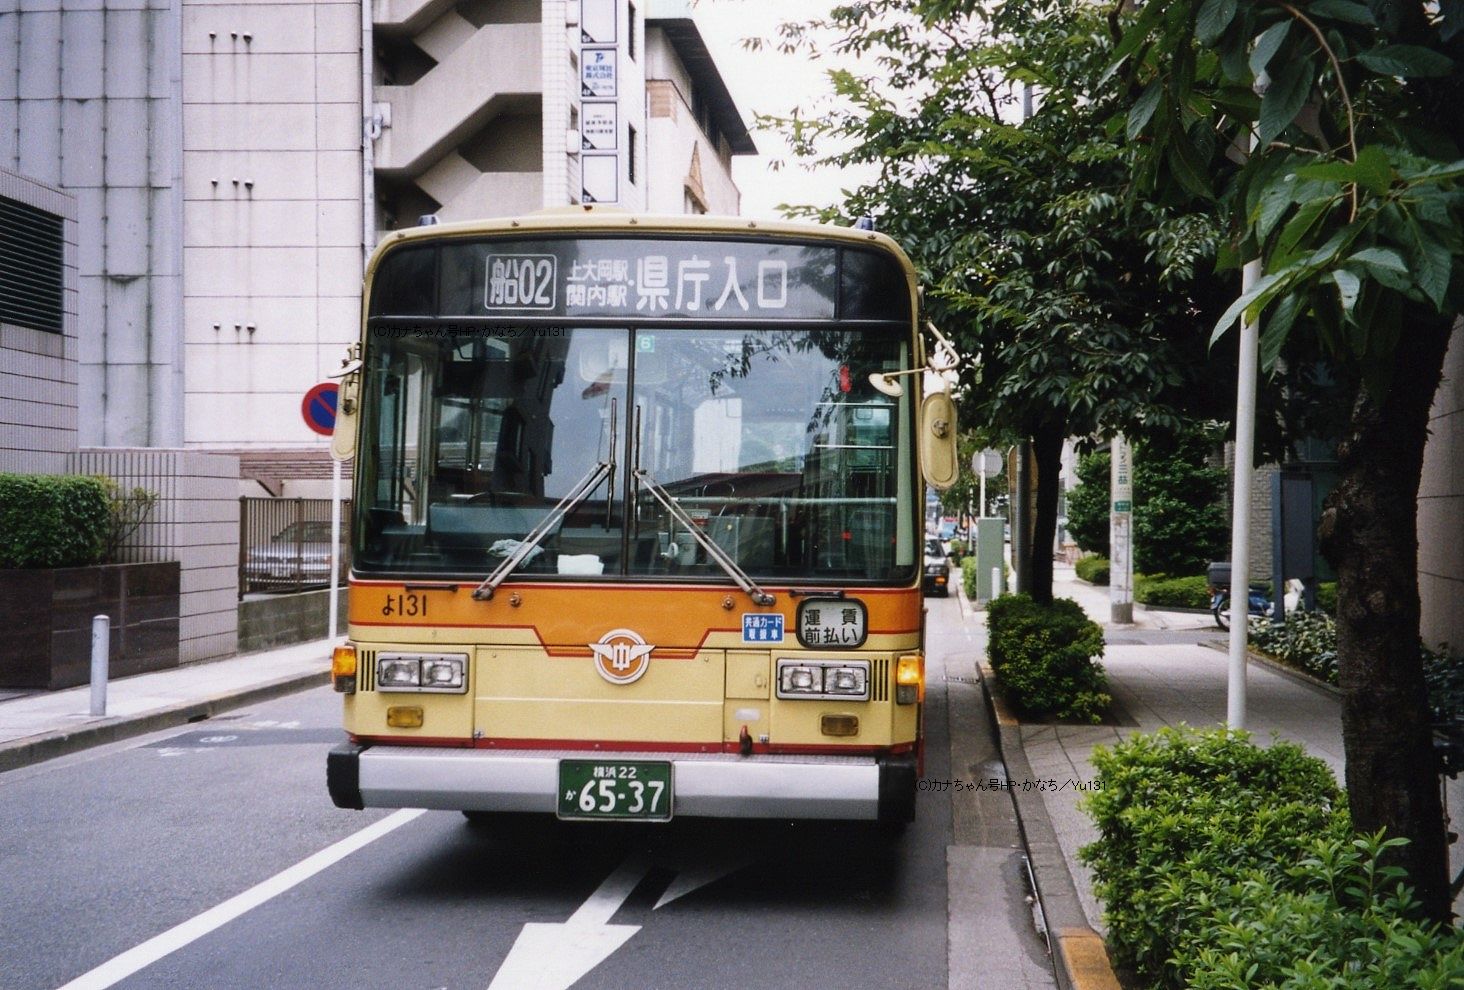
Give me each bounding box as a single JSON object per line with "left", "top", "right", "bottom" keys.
{"left": 1168, "top": 123, "right": 1215, "bottom": 199}
{"left": 1351, "top": 145, "right": 1393, "bottom": 195}
{"left": 1259, "top": 291, "right": 1304, "bottom": 370}
{"left": 1196, "top": 0, "right": 1239, "bottom": 45}
{"left": 1258, "top": 57, "right": 1312, "bottom": 147}
{"left": 1348, "top": 246, "right": 1408, "bottom": 274}
{"left": 1211, "top": 270, "right": 1285, "bottom": 345}
{"left": 1274, "top": 196, "right": 1335, "bottom": 260}
{"left": 1412, "top": 231, "right": 1452, "bottom": 308}
{"left": 1306, "top": 0, "right": 1376, "bottom": 26}
{"left": 1294, "top": 160, "right": 1356, "bottom": 184}
{"left": 1356, "top": 45, "right": 1455, "bottom": 78}
{"left": 1128, "top": 82, "right": 1163, "bottom": 142}
{"left": 1250, "top": 21, "right": 1291, "bottom": 77}
{"left": 1330, "top": 268, "right": 1361, "bottom": 313}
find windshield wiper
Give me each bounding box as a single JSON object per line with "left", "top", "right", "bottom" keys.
{"left": 630, "top": 409, "right": 774, "bottom": 607}
{"left": 472, "top": 401, "right": 616, "bottom": 601}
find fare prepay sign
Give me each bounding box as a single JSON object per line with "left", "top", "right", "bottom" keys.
{"left": 302, "top": 382, "right": 339, "bottom": 436}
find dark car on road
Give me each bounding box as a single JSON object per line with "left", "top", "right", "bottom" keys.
{"left": 923, "top": 537, "right": 951, "bottom": 597}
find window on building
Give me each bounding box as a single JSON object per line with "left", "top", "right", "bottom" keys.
{"left": 0, "top": 196, "right": 64, "bottom": 334}
{"left": 628, "top": 3, "right": 637, "bottom": 60}
{"left": 628, "top": 124, "right": 638, "bottom": 185}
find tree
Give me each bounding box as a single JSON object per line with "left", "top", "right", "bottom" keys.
{"left": 1115, "top": 0, "right": 1464, "bottom": 920}
{"left": 1064, "top": 428, "right": 1230, "bottom": 575}
{"left": 755, "top": 0, "right": 1239, "bottom": 604}
{"left": 1065, "top": 449, "right": 1112, "bottom": 558}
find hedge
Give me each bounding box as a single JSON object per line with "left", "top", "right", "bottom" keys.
{"left": 1133, "top": 573, "right": 1210, "bottom": 609}
{"left": 986, "top": 593, "right": 1109, "bottom": 723}
{"left": 1080, "top": 727, "right": 1464, "bottom": 989}
{"left": 1074, "top": 555, "right": 1110, "bottom": 585}
{"left": 0, "top": 474, "right": 110, "bottom": 568}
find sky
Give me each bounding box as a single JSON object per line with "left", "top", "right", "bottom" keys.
{"left": 687, "top": 0, "right": 884, "bottom": 220}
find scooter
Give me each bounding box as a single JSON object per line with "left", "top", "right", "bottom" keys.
{"left": 1209, "top": 583, "right": 1270, "bottom": 631}
{"left": 1206, "top": 560, "right": 1271, "bottom": 631}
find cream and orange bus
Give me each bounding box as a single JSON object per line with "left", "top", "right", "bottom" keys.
{"left": 325, "top": 210, "right": 957, "bottom": 829}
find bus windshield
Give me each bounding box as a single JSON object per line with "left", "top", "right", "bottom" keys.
{"left": 355, "top": 325, "right": 916, "bottom": 584}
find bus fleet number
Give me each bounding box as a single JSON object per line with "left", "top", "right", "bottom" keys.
{"left": 381, "top": 593, "right": 427, "bottom": 618}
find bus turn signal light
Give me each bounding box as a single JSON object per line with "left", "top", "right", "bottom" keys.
{"left": 332, "top": 646, "right": 357, "bottom": 694}
{"left": 896, "top": 654, "right": 924, "bottom": 705}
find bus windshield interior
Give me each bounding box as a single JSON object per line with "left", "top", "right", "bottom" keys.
{"left": 355, "top": 326, "right": 917, "bottom": 584}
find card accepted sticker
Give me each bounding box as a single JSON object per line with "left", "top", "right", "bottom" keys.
{"left": 742, "top": 614, "right": 785, "bottom": 643}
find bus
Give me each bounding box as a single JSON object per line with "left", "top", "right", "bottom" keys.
{"left": 325, "top": 209, "right": 958, "bottom": 829}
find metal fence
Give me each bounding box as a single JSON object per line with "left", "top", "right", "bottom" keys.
{"left": 238, "top": 497, "right": 352, "bottom": 597}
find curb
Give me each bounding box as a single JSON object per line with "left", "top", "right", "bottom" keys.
{"left": 0, "top": 670, "right": 329, "bottom": 774}
{"left": 961, "top": 584, "right": 1122, "bottom": 990}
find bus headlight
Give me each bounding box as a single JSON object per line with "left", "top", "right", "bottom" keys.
{"left": 376, "top": 653, "right": 469, "bottom": 694}
{"left": 776, "top": 660, "right": 870, "bottom": 701}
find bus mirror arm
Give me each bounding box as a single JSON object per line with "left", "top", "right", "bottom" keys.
{"left": 471, "top": 459, "right": 612, "bottom": 601}
{"left": 633, "top": 466, "right": 776, "bottom": 608}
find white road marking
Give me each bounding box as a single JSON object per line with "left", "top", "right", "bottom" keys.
{"left": 487, "top": 855, "right": 651, "bottom": 990}
{"left": 55, "top": 808, "right": 426, "bottom": 990}
{"left": 652, "top": 853, "right": 752, "bottom": 910}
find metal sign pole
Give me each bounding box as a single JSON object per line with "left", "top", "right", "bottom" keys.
{"left": 329, "top": 458, "right": 341, "bottom": 640}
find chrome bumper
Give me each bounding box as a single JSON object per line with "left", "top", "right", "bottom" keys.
{"left": 328, "top": 743, "right": 916, "bottom": 823}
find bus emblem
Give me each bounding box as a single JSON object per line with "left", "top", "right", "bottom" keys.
{"left": 589, "top": 628, "right": 654, "bottom": 685}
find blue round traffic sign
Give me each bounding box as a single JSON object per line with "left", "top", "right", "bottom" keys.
{"left": 302, "top": 382, "right": 339, "bottom": 436}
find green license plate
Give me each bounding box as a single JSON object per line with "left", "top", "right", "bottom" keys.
{"left": 557, "top": 760, "right": 673, "bottom": 821}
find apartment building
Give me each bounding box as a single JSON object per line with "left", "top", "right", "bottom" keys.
{"left": 1, "top": 0, "right": 754, "bottom": 461}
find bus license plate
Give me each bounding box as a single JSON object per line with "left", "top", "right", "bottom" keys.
{"left": 557, "top": 760, "right": 673, "bottom": 821}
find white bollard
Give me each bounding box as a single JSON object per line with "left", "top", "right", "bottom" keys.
{"left": 991, "top": 567, "right": 1002, "bottom": 600}
{"left": 90, "top": 614, "right": 109, "bottom": 717}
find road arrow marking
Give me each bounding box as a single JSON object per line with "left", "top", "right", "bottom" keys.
{"left": 487, "top": 854, "right": 650, "bottom": 990}
{"left": 652, "top": 853, "right": 753, "bottom": 911}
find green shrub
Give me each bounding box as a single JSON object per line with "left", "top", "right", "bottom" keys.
{"left": 0, "top": 474, "right": 110, "bottom": 568}
{"left": 986, "top": 593, "right": 1109, "bottom": 722}
{"left": 1133, "top": 573, "right": 1210, "bottom": 609}
{"left": 1074, "top": 555, "right": 1110, "bottom": 585}
{"left": 1176, "top": 832, "right": 1464, "bottom": 990}
{"left": 1249, "top": 611, "right": 1338, "bottom": 685}
{"left": 1066, "top": 449, "right": 1111, "bottom": 557}
{"left": 1315, "top": 581, "right": 1338, "bottom": 615}
{"left": 1079, "top": 727, "right": 1348, "bottom": 988}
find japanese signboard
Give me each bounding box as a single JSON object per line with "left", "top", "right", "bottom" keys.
{"left": 582, "top": 102, "right": 617, "bottom": 151}
{"left": 582, "top": 48, "right": 616, "bottom": 98}
{"left": 581, "top": 154, "right": 619, "bottom": 204}
{"left": 796, "top": 598, "right": 868, "bottom": 648}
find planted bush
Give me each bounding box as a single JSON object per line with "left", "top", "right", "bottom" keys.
{"left": 986, "top": 593, "right": 1109, "bottom": 723}
{"left": 1074, "top": 555, "right": 1110, "bottom": 585}
{"left": 0, "top": 473, "right": 110, "bottom": 568}
{"left": 1079, "top": 728, "right": 1348, "bottom": 988}
{"left": 1133, "top": 573, "right": 1210, "bottom": 609}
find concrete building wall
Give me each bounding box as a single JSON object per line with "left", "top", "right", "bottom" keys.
{"left": 644, "top": 28, "right": 739, "bottom": 215}
{"left": 0, "top": 168, "right": 78, "bottom": 475}
{"left": 181, "top": 0, "right": 365, "bottom": 452}
{"left": 72, "top": 447, "right": 241, "bottom": 663}
{"left": 0, "top": 0, "right": 186, "bottom": 450}
{"left": 1420, "top": 323, "right": 1464, "bottom": 654}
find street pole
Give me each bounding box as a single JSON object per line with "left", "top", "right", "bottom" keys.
{"left": 1110, "top": 435, "right": 1134, "bottom": 624}
{"left": 329, "top": 458, "right": 341, "bottom": 640}
{"left": 1226, "top": 75, "right": 1268, "bottom": 731}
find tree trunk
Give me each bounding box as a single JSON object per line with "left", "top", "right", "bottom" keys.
{"left": 1317, "top": 311, "right": 1455, "bottom": 923}
{"left": 1029, "top": 420, "right": 1066, "bottom": 606}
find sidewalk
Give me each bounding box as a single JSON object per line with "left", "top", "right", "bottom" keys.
{"left": 973, "top": 562, "right": 1464, "bottom": 982}
{"left": 0, "top": 638, "right": 331, "bottom": 773}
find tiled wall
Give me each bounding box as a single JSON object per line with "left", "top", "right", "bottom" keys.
{"left": 0, "top": 168, "right": 76, "bottom": 475}
{"left": 1420, "top": 323, "right": 1464, "bottom": 654}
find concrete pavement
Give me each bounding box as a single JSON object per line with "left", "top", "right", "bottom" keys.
{"left": 0, "top": 638, "right": 330, "bottom": 773}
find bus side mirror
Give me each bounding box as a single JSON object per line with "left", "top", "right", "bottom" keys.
{"left": 329, "top": 346, "right": 361, "bottom": 461}
{"left": 920, "top": 391, "right": 958, "bottom": 490}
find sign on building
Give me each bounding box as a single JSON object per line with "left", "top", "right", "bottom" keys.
{"left": 582, "top": 48, "right": 617, "bottom": 98}
{"left": 582, "top": 154, "right": 619, "bottom": 203}
{"left": 581, "top": 0, "right": 616, "bottom": 45}
{"left": 582, "top": 102, "right": 617, "bottom": 151}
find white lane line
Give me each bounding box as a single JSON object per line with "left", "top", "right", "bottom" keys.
{"left": 56, "top": 808, "right": 427, "bottom": 990}
{"left": 565, "top": 854, "right": 650, "bottom": 926}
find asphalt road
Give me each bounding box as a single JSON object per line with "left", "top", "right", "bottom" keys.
{"left": 0, "top": 596, "right": 1054, "bottom": 990}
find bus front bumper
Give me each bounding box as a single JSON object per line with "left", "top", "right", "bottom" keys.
{"left": 328, "top": 743, "right": 916, "bottom": 823}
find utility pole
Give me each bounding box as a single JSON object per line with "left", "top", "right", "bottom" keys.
{"left": 1110, "top": 435, "right": 1134, "bottom": 624}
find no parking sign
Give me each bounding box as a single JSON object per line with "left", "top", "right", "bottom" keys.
{"left": 301, "top": 382, "right": 339, "bottom": 436}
